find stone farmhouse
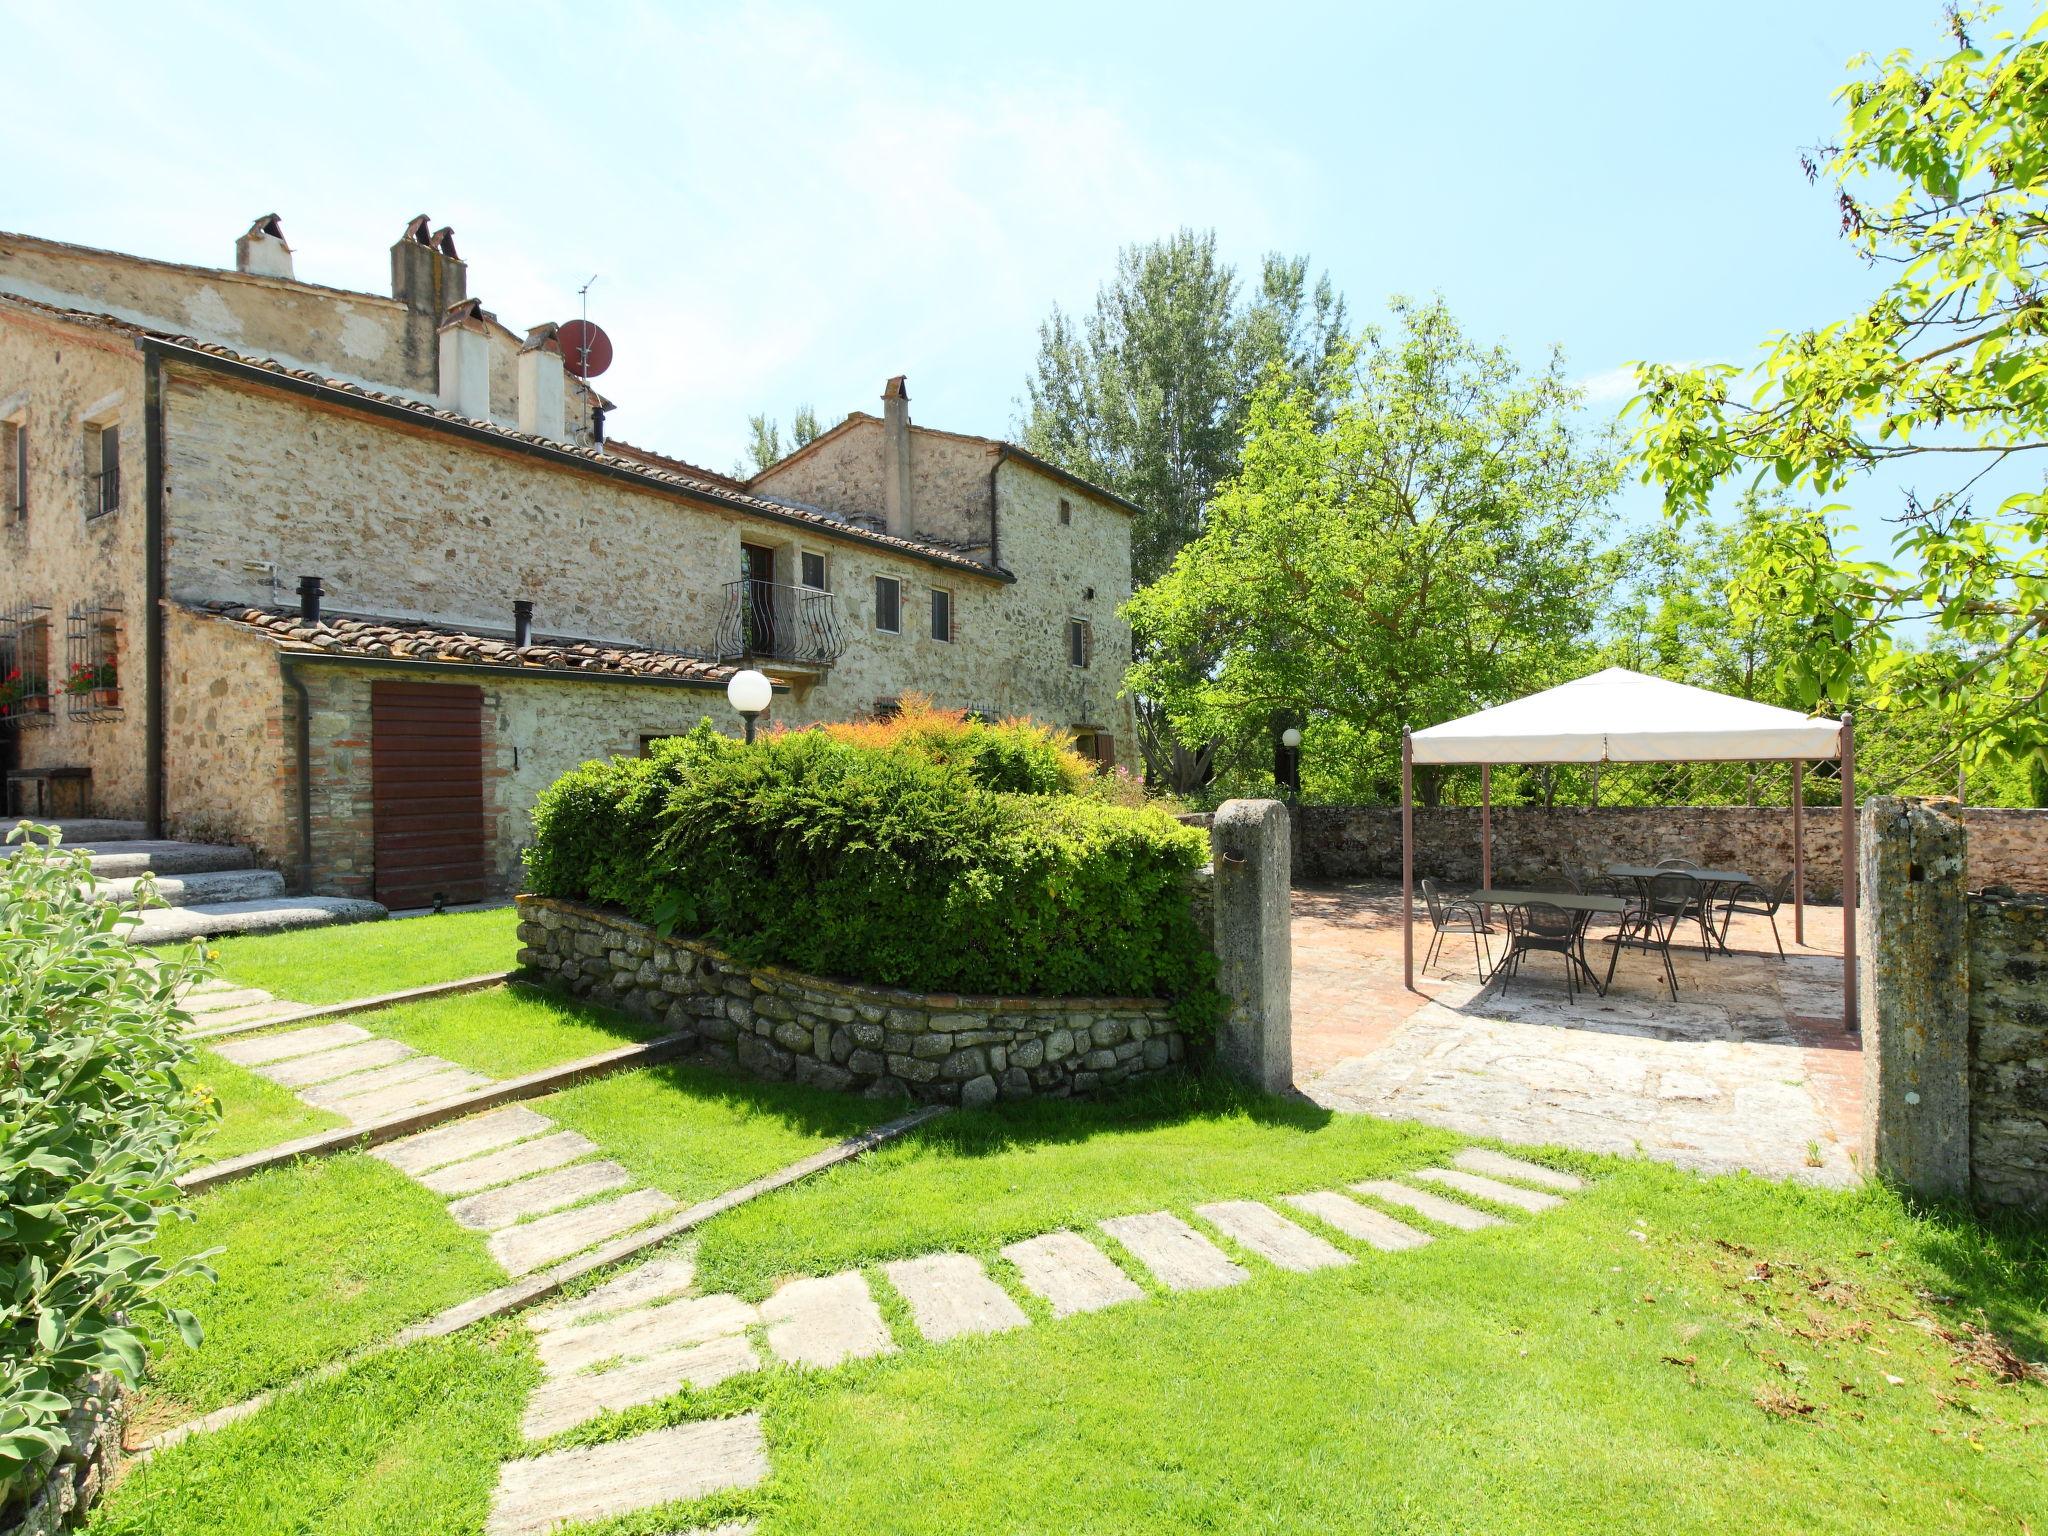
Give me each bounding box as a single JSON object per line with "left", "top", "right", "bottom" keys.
{"left": 0, "top": 216, "right": 1139, "bottom": 913}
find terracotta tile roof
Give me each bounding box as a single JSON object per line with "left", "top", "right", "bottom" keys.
{"left": 192, "top": 602, "right": 738, "bottom": 685}
{"left": 0, "top": 292, "right": 1003, "bottom": 578}
{"left": 603, "top": 438, "right": 751, "bottom": 491}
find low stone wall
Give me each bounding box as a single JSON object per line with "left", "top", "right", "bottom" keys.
{"left": 1292, "top": 803, "right": 2048, "bottom": 900}
{"left": 2, "top": 1376, "right": 121, "bottom": 1536}
{"left": 1967, "top": 892, "right": 2048, "bottom": 1211}
{"left": 515, "top": 896, "right": 1187, "bottom": 1106}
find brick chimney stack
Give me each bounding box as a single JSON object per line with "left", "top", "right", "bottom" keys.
{"left": 390, "top": 216, "right": 466, "bottom": 315}
{"left": 881, "top": 374, "right": 913, "bottom": 539}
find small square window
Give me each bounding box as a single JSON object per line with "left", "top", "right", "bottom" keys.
{"left": 2, "top": 418, "right": 25, "bottom": 526}
{"left": 874, "top": 575, "right": 901, "bottom": 634}
{"left": 1067, "top": 617, "right": 1092, "bottom": 669}
{"left": 1057, "top": 497, "right": 1072, "bottom": 526}
{"left": 800, "top": 551, "right": 828, "bottom": 590}
{"left": 930, "top": 588, "right": 953, "bottom": 643}
{"left": 84, "top": 421, "right": 119, "bottom": 519}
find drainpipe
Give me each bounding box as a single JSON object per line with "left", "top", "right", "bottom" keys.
{"left": 986, "top": 450, "right": 1003, "bottom": 569}
{"left": 280, "top": 655, "right": 313, "bottom": 895}
{"left": 142, "top": 355, "right": 166, "bottom": 837}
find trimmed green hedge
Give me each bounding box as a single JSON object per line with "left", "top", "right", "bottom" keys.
{"left": 525, "top": 725, "right": 1221, "bottom": 1029}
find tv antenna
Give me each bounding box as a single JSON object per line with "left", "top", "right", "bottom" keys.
{"left": 559, "top": 274, "right": 612, "bottom": 379}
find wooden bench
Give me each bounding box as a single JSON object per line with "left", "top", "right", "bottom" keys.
{"left": 5, "top": 766, "right": 92, "bottom": 819}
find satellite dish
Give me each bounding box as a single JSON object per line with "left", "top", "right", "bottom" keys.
{"left": 557, "top": 319, "right": 613, "bottom": 379}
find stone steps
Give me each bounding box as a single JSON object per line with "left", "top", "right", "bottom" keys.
{"left": 11, "top": 839, "right": 257, "bottom": 877}
{"left": 1, "top": 817, "right": 147, "bottom": 844}
{"left": 100, "top": 867, "right": 287, "bottom": 907}
{"left": 124, "top": 895, "right": 387, "bottom": 944}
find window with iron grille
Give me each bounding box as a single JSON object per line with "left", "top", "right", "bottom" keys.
{"left": 873, "top": 575, "right": 900, "bottom": 634}
{"left": 2, "top": 417, "right": 23, "bottom": 525}
{"left": 0, "top": 603, "right": 54, "bottom": 728}
{"left": 1066, "top": 617, "right": 1092, "bottom": 669}
{"left": 930, "top": 587, "right": 952, "bottom": 643}
{"left": 85, "top": 421, "right": 120, "bottom": 519}
{"left": 64, "top": 604, "right": 122, "bottom": 720}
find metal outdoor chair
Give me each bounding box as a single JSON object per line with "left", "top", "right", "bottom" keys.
{"left": 1654, "top": 857, "right": 1698, "bottom": 871}
{"left": 1601, "top": 871, "right": 1693, "bottom": 1000}
{"left": 1421, "top": 878, "right": 1493, "bottom": 977}
{"left": 1717, "top": 871, "right": 1794, "bottom": 959}
{"left": 1498, "top": 901, "right": 1587, "bottom": 1001}
{"left": 1577, "top": 873, "right": 1639, "bottom": 942}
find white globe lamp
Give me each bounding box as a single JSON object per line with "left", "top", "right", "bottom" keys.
{"left": 727, "top": 669, "right": 772, "bottom": 742}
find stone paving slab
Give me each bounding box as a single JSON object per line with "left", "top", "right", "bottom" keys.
{"left": 182, "top": 986, "right": 274, "bottom": 1016}
{"left": 537, "top": 1292, "right": 757, "bottom": 1375}
{"left": 419, "top": 1130, "right": 602, "bottom": 1197}
{"left": 448, "top": 1161, "right": 634, "bottom": 1232}
{"left": 209, "top": 1021, "right": 372, "bottom": 1067}
{"left": 1452, "top": 1147, "right": 1586, "bottom": 1191}
{"left": 298, "top": 1054, "right": 464, "bottom": 1107}
{"left": 760, "top": 1270, "right": 897, "bottom": 1368}
{"left": 1000, "top": 1231, "right": 1144, "bottom": 1318}
{"left": 521, "top": 1333, "right": 762, "bottom": 1440}
{"left": 374, "top": 1105, "right": 556, "bottom": 1176}
{"left": 254, "top": 1037, "right": 415, "bottom": 1088}
{"left": 1194, "top": 1200, "right": 1352, "bottom": 1272}
{"left": 180, "top": 998, "right": 321, "bottom": 1032}
{"left": 1280, "top": 1191, "right": 1432, "bottom": 1251}
{"left": 486, "top": 1414, "right": 768, "bottom": 1536}
{"left": 883, "top": 1253, "right": 1029, "bottom": 1343}
{"left": 320, "top": 1065, "right": 493, "bottom": 1123}
{"left": 1354, "top": 1179, "right": 1505, "bottom": 1232}
{"left": 492, "top": 1188, "right": 679, "bottom": 1279}
{"left": 530, "top": 1255, "right": 700, "bottom": 1334}
{"left": 1098, "top": 1212, "right": 1248, "bottom": 1292}
{"left": 1412, "top": 1166, "right": 1565, "bottom": 1213}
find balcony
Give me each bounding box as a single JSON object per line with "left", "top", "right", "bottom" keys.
{"left": 713, "top": 579, "right": 846, "bottom": 667}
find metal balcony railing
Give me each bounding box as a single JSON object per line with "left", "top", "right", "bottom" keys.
{"left": 713, "top": 579, "right": 846, "bottom": 666}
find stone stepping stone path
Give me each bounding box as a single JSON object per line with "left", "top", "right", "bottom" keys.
{"left": 490, "top": 1188, "right": 678, "bottom": 1277}
{"left": 178, "top": 978, "right": 322, "bottom": 1035}
{"left": 484, "top": 1147, "right": 1589, "bottom": 1529}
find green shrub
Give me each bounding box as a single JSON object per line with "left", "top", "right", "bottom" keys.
{"left": 0, "top": 825, "right": 215, "bottom": 1502}
{"left": 818, "top": 693, "right": 1091, "bottom": 795}
{"left": 526, "top": 725, "right": 1221, "bottom": 1029}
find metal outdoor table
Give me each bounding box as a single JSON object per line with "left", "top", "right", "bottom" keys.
{"left": 1606, "top": 865, "right": 1754, "bottom": 955}
{"left": 1467, "top": 888, "right": 1630, "bottom": 994}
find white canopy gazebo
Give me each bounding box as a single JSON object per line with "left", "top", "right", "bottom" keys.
{"left": 1400, "top": 667, "right": 1856, "bottom": 1028}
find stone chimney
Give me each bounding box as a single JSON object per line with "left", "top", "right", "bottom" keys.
{"left": 437, "top": 298, "right": 493, "bottom": 421}
{"left": 517, "top": 324, "right": 567, "bottom": 442}
{"left": 881, "top": 374, "right": 913, "bottom": 538}
{"left": 391, "top": 215, "right": 466, "bottom": 314}
{"left": 235, "top": 214, "right": 294, "bottom": 279}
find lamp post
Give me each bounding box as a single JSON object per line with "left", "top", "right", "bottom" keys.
{"left": 726, "top": 669, "right": 772, "bottom": 743}
{"left": 1279, "top": 725, "right": 1303, "bottom": 798}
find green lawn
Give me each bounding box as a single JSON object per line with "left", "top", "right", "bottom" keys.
{"left": 188, "top": 1048, "right": 344, "bottom": 1162}
{"left": 143, "top": 1155, "right": 503, "bottom": 1421}
{"left": 108, "top": 1079, "right": 2048, "bottom": 1535}
{"left": 361, "top": 984, "right": 666, "bottom": 1080}
{"left": 201, "top": 906, "right": 522, "bottom": 1004}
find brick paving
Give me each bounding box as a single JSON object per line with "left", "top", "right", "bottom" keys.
{"left": 1292, "top": 881, "right": 1862, "bottom": 1186}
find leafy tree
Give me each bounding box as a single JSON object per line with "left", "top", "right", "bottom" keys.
{"left": 740, "top": 403, "right": 823, "bottom": 475}
{"left": 1126, "top": 298, "right": 1622, "bottom": 804}
{"left": 1632, "top": 4, "right": 2048, "bottom": 785}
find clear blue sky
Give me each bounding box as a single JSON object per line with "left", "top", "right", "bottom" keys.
{"left": 10, "top": 0, "right": 1953, "bottom": 532}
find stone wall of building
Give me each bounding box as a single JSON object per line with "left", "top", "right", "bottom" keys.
{"left": 0, "top": 309, "right": 149, "bottom": 820}
{"left": 161, "top": 605, "right": 292, "bottom": 862}
{"left": 1966, "top": 891, "right": 2048, "bottom": 1211}
{"left": 751, "top": 416, "right": 1001, "bottom": 551}
{"left": 1292, "top": 802, "right": 2048, "bottom": 900}
{"left": 515, "top": 895, "right": 1187, "bottom": 1105}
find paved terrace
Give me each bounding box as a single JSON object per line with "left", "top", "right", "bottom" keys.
{"left": 1291, "top": 883, "right": 1860, "bottom": 1186}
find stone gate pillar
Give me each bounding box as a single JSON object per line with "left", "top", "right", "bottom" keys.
{"left": 1859, "top": 796, "right": 1971, "bottom": 1199}
{"left": 1211, "top": 799, "right": 1293, "bottom": 1093}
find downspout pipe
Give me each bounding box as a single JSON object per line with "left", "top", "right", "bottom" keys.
{"left": 280, "top": 655, "right": 314, "bottom": 895}
{"left": 142, "top": 356, "right": 166, "bottom": 837}
{"left": 986, "top": 449, "right": 1003, "bottom": 569}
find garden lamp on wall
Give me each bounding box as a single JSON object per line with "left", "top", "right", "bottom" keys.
{"left": 727, "top": 669, "right": 772, "bottom": 743}
{"left": 1279, "top": 726, "right": 1303, "bottom": 798}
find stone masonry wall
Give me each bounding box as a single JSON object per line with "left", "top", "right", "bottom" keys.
{"left": 1294, "top": 803, "right": 2048, "bottom": 900}
{"left": 515, "top": 896, "right": 1187, "bottom": 1106}
{"left": 1966, "top": 892, "right": 2048, "bottom": 1211}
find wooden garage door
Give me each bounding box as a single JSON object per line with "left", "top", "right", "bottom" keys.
{"left": 371, "top": 681, "right": 488, "bottom": 909}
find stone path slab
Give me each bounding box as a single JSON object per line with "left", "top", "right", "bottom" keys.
{"left": 183, "top": 986, "right": 273, "bottom": 1016}
{"left": 1452, "top": 1147, "right": 1586, "bottom": 1191}
{"left": 537, "top": 1292, "right": 757, "bottom": 1376}
{"left": 1194, "top": 1200, "right": 1352, "bottom": 1272}
{"left": 760, "top": 1270, "right": 896, "bottom": 1368}
{"left": 419, "top": 1130, "right": 602, "bottom": 1197}
{"left": 521, "top": 1333, "right": 761, "bottom": 1440}
{"left": 298, "top": 1054, "right": 463, "bottom": 1107}
{"left": 321, "top": 1065, "right": 493, "bottom": 1123}
{"left": 486, "top": 1415, "right": 768, "bottom": 1536}
{"left": 448, "top": 1161, "right": 635, "bottom": 1232}
{"left": 1353, "top": 1179, "right": 1504, "bottom": 1232}
{"left": 254, "top": 1037, "right": 414, "bottom": 1088}
{"left": 1412, "top": 1166, "right": 1565, "bottom": 1213}
{"left": 209, "top": 1021, "right": 371, "bottom": 1067}
{"left": 530, "top": 1255, "right": 700, "bottom": 1334}
{"left": 1280, "top": 1191, "right": 1432, "bottom": 1251}
{"left": 1098, "top": 1212, "right": 1247, "bottom": 1292}
{"left": 1001, "top": 1231, "right": 1144, "bottom": 1318}
{"left": 492, "top": 1188, "right": 678, "bottom": 1278}
{"left": 882, "top": 1253, "right": 1029, "bottom": 1343}
{"left": 374, "top": 1104, "right": 555, "bottom": 1176}
{"left": 182, "top": 998, "right": 320, "bottom": 1033}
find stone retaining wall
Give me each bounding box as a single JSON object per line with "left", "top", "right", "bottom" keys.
{"left": 1, "top": 1376, "right": 120, "bottom": 1536}
{"left": 1291, "top": 803, "right": 2048, "bottom": 899}
{"left": 515, "top": 896, "right": 1187, "bottom": 1106}
{"left": 1967, "top": 892, "right": 2048, "bottom": 1211}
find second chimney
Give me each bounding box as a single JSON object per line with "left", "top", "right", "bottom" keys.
{"left": 437, "top": 298, "right": 494, "bottom": 421}
{"left": 518, "top": 325, "right": 567, "bottom": 442}
{"left": 298, "top": 575, "right": 324, "bottom": 624}
{"left": 881, "top": 375, "right": 913, "bottom": 538}
{"left": 513, "top": 600, "right": 534, "bottom": 648}
{"left": 236, "top": 214, "right": 295, "bottom": 279}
